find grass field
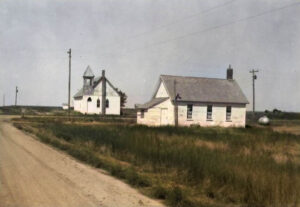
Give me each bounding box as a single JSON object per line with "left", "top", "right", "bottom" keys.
{"left": 13, "top": 116, "right": 300, "bottom": 207}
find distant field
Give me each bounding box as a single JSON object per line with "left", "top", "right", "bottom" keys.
{"left": 0, "top": 106, "right": 64, "bottom": 115}
{"left": 0, "top": 106, "right": 136, "bottom": 119}
{"left": 13, "top": 116, "right": 300, "bottom": 207}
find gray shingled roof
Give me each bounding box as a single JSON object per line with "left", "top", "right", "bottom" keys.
{"left": 160, "top": 75, "right": 249, "bottom": 104}
{"left": 136, "top": 97, "right": 168, "bottom": 109}
{"left": 74, "top": 88, "right": 83, "bottom": 98}
{"left": 83, "top": 66, "right": 95, "bottom": 78}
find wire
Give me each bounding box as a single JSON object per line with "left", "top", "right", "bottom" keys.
{"left": 100, "top": 1, "right": 300, "bottom": 58}
{"left": 101, "top": 0, "right": 238, "bottom": 50}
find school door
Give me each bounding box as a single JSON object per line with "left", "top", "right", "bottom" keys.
{"left": 160, "top": 109, "right": 169, "bottom": 126}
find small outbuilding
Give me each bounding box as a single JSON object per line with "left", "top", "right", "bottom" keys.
{"left": 62, "top": 103, "right": 69, "bottom": 110}
{"left": 73, "top": 66, "right": 121, "bottom": 115}
{"left": 136, "top": 65, "right": 249, "bottom": 127}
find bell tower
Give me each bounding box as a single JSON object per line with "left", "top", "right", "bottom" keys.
{"left": 83, "top": 66, "right": 95, "bottom": 95}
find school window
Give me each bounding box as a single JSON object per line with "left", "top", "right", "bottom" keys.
{"left": 141, "top": 110, "right": 145, "bottom": 118}
{"left": 97, "top": 99, "right": 100, "bottom": 108}
{"left": 106, "top": 99, "right": 109, "bottom": 108}
{"left": 207, "top": 105, "right": 213, "bottom": 120}
{"left": 226, "top": 106, "right": 232, "bottom": 121}
{"left": 187, "top": 104, "right": 193, "bottom": 119}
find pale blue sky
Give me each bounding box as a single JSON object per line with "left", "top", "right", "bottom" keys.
{"left": 0, "top": 0, "right": 299, "bottom": 111}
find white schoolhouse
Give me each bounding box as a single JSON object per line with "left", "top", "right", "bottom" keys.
{"left": 136, "top": 65, "right": 248, "bottom": 127}
{"left": 73, "top": 66, "right": 121, "bottom": 115}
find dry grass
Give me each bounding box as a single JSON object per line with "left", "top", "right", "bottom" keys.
{"left": 13, "top": 117, "right": 300, "bottom": 207}
{"left": 272, "top": 126, "right": 300, "bottom": 135}
{"left": 194, "top": 139, "right": 228, "bottom": 151}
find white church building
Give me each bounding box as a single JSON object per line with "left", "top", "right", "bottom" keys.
{"left": 73, "top": 66, "right": 121, "bottom": 115}
{"left": 136, "top": 65, "right": 249, "bottom": 127}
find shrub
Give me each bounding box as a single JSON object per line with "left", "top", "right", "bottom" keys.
{"left": 152, "top": 185, "right": 168, "bottom": 200}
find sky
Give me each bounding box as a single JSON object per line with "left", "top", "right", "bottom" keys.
{"left": 0, "top": 0, "right": 299, "bottom": 111}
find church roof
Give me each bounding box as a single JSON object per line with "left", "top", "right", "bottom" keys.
{"left": 74, "top": 88, "right": 84, "bottom": 98}
{"left": 73, "top": 72, "right": 120, "bottom": 99}
{"left": 83, "top": 66, "right": 95, "bottom": 78}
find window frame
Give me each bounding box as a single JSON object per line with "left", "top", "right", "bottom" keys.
{"left": 207, "top": 105, "right": 213, "bottom": 121}
{"left": 187, "top": 104, "right": 193, "bottom": 120}
{"left": 97, "top": 99, "right": 100, "bottom": 108}
{"left": 105, "top": 99, "right": 109, "bottom": 108}
{"left": 226, "top": 106, "right": 232, "bottom": 121}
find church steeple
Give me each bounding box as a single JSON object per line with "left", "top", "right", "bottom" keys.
{"left": 83, "top": 66, "right": 95, "bottom": 96}
{"left": 83, "top": 65, "right": 95, "bottom": 78}
{"left": 83, "top": 66, "right": 95, "bottom": 86}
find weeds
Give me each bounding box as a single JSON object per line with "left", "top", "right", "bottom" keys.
{"left": 15, "top": 118, "right": 300, "bottom": 207}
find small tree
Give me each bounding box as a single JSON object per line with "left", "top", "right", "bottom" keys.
{"left": 116, "top": 88, "right": 127, "bottom": 108}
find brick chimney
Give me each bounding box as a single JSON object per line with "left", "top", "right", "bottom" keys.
{"left": 227, "top": 64, "right": 233, "bottom": 80}
{"left": 101, "top": 70, "right": 106, "bottom": 115}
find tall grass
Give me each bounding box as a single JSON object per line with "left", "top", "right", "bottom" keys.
{"left": 16, "top": 119, "right": 300, "bottom": 207}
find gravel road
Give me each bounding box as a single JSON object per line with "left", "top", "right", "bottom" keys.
{"left": 0, "top": 116, "right": 164, "bottom": 207}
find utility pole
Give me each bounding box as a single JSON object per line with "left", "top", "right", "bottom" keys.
{"left": 249, "top": 69, "right": 259, "bottom": 114}
{"left": 67, "top": 48, "right": 71, "bottom": 119}
{"left": 15, "top": 86, "right": 18, "bottom": 106}
{"left": 174, "top": 80, "right": 178, "bottom": 126}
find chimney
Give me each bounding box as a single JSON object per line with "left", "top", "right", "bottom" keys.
{"left": 101, "top": 70, "right": 106, "bottom": 115}
{"left": 227, "top": 64, "right": 233, "bottom": 80}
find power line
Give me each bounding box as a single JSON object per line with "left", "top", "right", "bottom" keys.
{"left": 250, "top": 69, "right": 259, "bottom": 114}
{"left": 99, "top": 1, "right": 300, "bottom": 58}
{"left": 101, "top": 0, "right": 238, "bottom": 50}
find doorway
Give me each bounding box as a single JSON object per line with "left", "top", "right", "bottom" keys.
{"left": 87, "top": 97, "right": 92, "bottom": 114}
{"left": 160, "top": 108, "right": 169, "bottom": 126}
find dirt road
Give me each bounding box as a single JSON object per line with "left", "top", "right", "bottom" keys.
{"left": 0, "top": 116, "right": 164, "bottom": 207}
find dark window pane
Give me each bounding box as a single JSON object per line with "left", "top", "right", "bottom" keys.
{"left": 97, "top": 99, "right": 100, "bottom": 108}
{"left": 187, "top": 104, "right": 193, "bottom": 119}
{"left": 207, "top": 105, "right": 212, "bottom": 120}
{"left": 141, "top": 110, "right": 144, "bottom": 118}
{"left": 226, "top": 106, "right": 231, "bottom": 121}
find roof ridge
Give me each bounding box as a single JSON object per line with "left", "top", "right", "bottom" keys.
{"left": 160, "top": 74, "right": 231, "bottom": 81}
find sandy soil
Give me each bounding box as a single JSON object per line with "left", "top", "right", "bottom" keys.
{"left": 0, "top": 116, "right": 164, "bottom": 207}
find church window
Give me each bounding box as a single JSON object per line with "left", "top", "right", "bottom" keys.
{"left": 106, "top": 99, "right": 109, "bottom": 108}
{"left": 97, "top": 99, "right": 100, "bottom": 108}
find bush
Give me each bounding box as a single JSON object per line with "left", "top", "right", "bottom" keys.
{"left": 152, "top": 185, "right": 168, "bottom": 200}
{"left": 167, "top": 186, "right": 184, "bottom": 206}
{"left": 124, "top": 167, "right": 151, "bottom": 187}
{"left": 167, "top": 186, "right": 195, "bottom": 207}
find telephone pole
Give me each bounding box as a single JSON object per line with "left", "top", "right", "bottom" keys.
{"left": 67, "top": 48, "right": 71, "bottom": 119}
{"left": 15, "top": 86, "right": 18, "bottom": 106}
{"left": 174, "top": 80, "right": 178, "bottom": 127}
{"left": 249, "top": 69, "right": 259, "bottom": 114}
